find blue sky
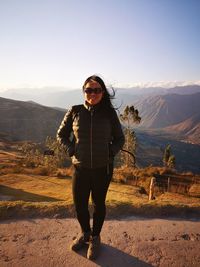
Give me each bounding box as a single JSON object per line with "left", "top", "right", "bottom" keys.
{"left": 0, "top": 0, "right": 200, "bottom": 89}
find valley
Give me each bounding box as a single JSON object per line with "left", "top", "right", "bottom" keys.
{"left": 1, "top": 84, "right": 200, "bottom": 173}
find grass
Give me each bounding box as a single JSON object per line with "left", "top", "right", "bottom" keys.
{"left": 0, "top": 173, "right": 72, "bottom": 202}
{"left": 1, "top": 172, "right": 200, "bottom": 220}
{"left": 0, "top": 141, "right": 200, "bottom": 220}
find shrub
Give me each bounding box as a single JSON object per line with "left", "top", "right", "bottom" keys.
{"left": 12, "top": 165, "right": 23, "bottom": 174}
{"left": 35, "top": 166, "right": 51, "bottom": 176}
{"left": 188, "top": 184, "right": 200, "bottom": 198}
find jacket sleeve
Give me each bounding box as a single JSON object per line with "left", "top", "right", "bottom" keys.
{"left": 110, "top": 109, "right": 125, "bottom": 156}
{"left": 56, "top": 107, "right": 75, "bottom": 157}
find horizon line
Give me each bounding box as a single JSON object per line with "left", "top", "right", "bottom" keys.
{"left": 0, "top": 80, "right": 200, "bottom": 92}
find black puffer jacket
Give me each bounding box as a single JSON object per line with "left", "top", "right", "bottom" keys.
{"left": 57, "top": 103, "right": 125, "bottom": 168}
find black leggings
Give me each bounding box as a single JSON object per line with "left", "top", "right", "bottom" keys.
{"left": 72, "top": 164, "right": 113, "bottom": 236}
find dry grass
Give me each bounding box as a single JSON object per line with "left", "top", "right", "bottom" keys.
{"left": 189, "top": 184, "right": 200, "bottom": 198}
{"left": 1, "top": 143, "right": 200, "bottom": 220}
{"left": 113, "top": 165, "right": 200, "bottom": 195}
{"left": 0, "top": 173, "right": 72, "bottom": 202}
{"left": 113, "top": 165, "right": 177, "bottom": 183}
{"left": 1, "top": 170, "right": 200, "bottom": 220}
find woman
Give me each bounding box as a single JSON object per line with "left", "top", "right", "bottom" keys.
{"left": 57, "top": 75, "right": 125, "bottom": 260}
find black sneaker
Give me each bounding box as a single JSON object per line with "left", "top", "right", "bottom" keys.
{"left": 87, "top": 235, "right": 101, "bottom": 260}
{"left": 70, "top": 231, "right": 91, "bottom": 251}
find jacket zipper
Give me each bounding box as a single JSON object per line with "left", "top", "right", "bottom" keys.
{"left": 90, "top": 110, "right": 93, "bottom": 168}
{"left": 107, "top": 142, "right": 110, "bottom": 175}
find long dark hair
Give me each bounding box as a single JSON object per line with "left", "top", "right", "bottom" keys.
{"left": 82, "top": 75, "right": 115, "bottom": 109}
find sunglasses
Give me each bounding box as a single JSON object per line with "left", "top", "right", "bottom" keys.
{"left": 84, "top": 88, "right": 103, "bottom": 94}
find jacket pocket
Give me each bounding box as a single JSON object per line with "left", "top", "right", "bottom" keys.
{"left": 68, "top": 145, "right": 75, "bottom": 157}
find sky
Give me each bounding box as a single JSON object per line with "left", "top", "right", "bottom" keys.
{"left": 0, "top": 0, "right": 200, "bottom": 90}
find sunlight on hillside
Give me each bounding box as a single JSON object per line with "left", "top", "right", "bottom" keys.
{"left": 0, "top": 139, "right": 200, "bottom": 220}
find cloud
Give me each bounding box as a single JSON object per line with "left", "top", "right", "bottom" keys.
{"left": 116, "top": 80, "right": 200, "bottom": 88}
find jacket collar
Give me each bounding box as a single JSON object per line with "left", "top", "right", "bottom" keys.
{"left": 84, "top": 101, "right": 103, "bottom": 112}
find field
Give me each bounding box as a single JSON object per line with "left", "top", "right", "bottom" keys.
{"left": 0, "top": 140, "right": 200, "bottom": 220}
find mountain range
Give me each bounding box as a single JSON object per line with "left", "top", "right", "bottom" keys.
{"left": 134, "top": 92, "right": 200, "bottom": 145}
{"left": 1, "top": 84, "right": 200, "bottom": 109}
{"left": 0, "top": 97, "right": 65, "bottom": 142}
{"left": 0, "top": 84, "right": 200, "bottom": 173}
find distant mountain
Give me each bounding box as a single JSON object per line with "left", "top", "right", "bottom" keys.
{"left": 163, "top": 113, "right": 200, "bottom": 145}
{"left": 166, "top": 85, "right": 200, "bottom": 95}
{"left": 0, "top": 97, "right": 65, "bottom": 142}
{"left": 1, "top": 96, "right": 199, "bottom": 173}
{"left": 0, "top": 88, "right": 83, "bottom": 109}
{"left": 1, "top": 85, "right": 200, "bottom": 109}
{"left": 134, "top": 92, "right": 200, "bottom": 145}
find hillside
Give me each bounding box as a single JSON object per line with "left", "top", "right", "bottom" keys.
{"left": 0, "top": 97, "right": 65, "bottom": 142}
{"left": 135, "top": 93, "right": 200, "bottom": 128}
{"left": 0, "top": 88, "right": 83, "bottom": 109}
{"left": 163, "top": 113, "right": 200, "bottom": 144}
{"left": 1, "top": 96, "right": 200, "bottom": 172}
{"left": 1, "top": 85, "right": 200, "bottom": 109}
{"left": 134, "top": 93, "right": 200, "bottom": 144}
{"left": 1, "top": 139, "right": 200, "bottom": 219}
{"left": 135, "top": 130, "right": 200, "bottom": 173}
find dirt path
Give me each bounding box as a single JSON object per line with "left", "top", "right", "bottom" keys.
{"left": 0, "top": 217, "right": 200, "bottom": 267}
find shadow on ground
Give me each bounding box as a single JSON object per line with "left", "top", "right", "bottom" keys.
{"left": 0, "top": 185, "right": 62, "bottom": 202}
{"left": 75, "top": 243, "right": 153, "bottom": 267}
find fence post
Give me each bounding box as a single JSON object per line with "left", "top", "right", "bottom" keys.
{"left": 149, "top": 177, "right": 156, "bottom": 200}
{"left": 167, "top": 177, "right": 170, "bottom": 192}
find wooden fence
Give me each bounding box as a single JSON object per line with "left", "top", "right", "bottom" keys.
{"left": 148, "top": 174, "right": 200, "bottom": 200}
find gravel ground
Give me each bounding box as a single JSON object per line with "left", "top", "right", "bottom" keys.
{"left": 0, "top": 217, "right": 200, "bottom": 267}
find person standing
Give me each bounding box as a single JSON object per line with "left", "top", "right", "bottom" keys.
{"left": 57, "top": 75, "right": 125, "bottom": 260}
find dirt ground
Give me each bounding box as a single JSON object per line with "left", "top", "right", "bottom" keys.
{"left": 0, "top": 217, "right": 200, "bottom": 267}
